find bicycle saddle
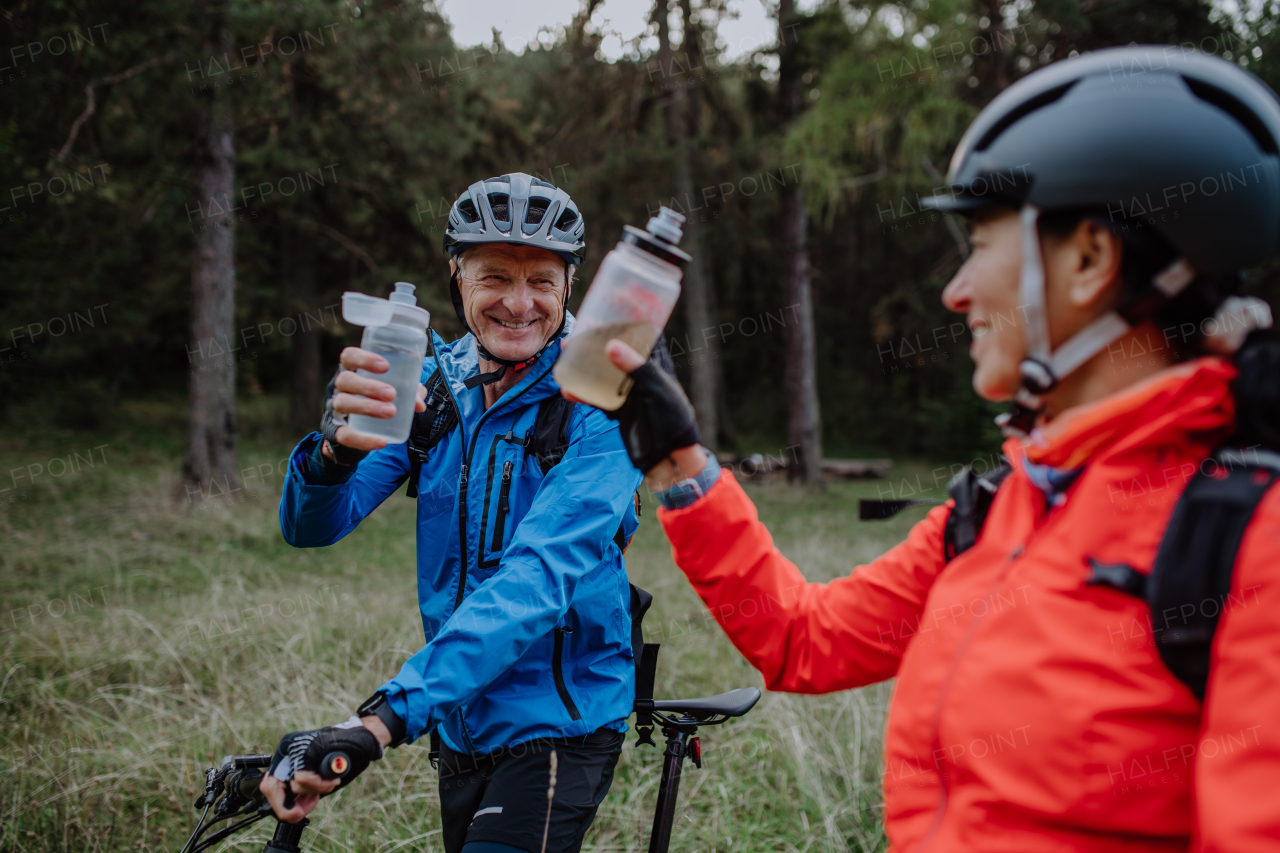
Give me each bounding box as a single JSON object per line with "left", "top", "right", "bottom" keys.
{"left": 653, "top": 687, "right": 760, "bottom": 720}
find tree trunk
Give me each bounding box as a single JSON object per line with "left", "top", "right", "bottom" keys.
{"left": 978, "top": 0, "right": 1011, "bottom": 91}
{"left": 656, "top": 0, "right": 719, "bottom": 449}
{"left": 181, "top": 4, "right": 238, "bottom": 501}
{"left": 287, "top": 213, "right": 322, "bottom": 436}
{"left": 777, "top": 0, "right": 823, "bottom": 487}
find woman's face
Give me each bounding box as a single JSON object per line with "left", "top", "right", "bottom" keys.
{"left": 941, "top": 208, "right": 1126, "bottom": 403}
{"left": 941, "top": 210, "right": 1029, "bottom": 401}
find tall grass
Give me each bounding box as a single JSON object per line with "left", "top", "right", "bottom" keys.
{"left": 0, "top": 399, "right": 937, "bottom": 852}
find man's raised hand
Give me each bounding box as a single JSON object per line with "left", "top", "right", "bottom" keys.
{"left": 321, "top": 347, "right": 429, "bottom": 463}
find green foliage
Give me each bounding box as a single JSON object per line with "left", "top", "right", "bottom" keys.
{"left": 1, "top": 0, "right": 1273, "bottom": 459}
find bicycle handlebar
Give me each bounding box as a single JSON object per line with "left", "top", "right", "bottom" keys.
{"left": 179, "top": 684, "right": 762, "bottom": 853}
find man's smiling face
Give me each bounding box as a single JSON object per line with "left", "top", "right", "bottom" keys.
{"left": 454, "top": 243, "right": 570, "bottom": 362}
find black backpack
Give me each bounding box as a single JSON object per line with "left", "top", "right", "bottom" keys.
{"left": 405, "top": 367, "right": 663, "bottom": 755}
{"left": 862, "top": 447, "right": 1280, "bottom": 700}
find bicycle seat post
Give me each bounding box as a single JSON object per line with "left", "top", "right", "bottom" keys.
{"left": 262, "top": 817, "right": 308, "bottom": 853}
{"left": 647, "top": 724, "right": 692, "bottom": 853}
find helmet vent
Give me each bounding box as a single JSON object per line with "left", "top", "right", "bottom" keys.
{"left": 488, "top": 193, "right": 511, "bottom": 222}
{"left": 554, "top": 209, "right": 578, "bottom": 230}
{"left": 526, "top": 198, "right": 549, "bottom": 225}
{"left": 458, "top": 199, "right": 480, "bottom": 223}
{"left": 1183, "top": 77, "right": 1279, "bottom": 154}
{"left": 974, "top": 82, "right": 1076, "bottom": 152}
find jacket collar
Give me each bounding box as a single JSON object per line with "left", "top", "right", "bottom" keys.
{"left": 432, "top": 312, "right": 575, "bottom": 420}
{"left": 1003, "top": 357, "right": 1237, "bottom": 473}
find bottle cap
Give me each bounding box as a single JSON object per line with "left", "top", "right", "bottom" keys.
{"left": 342, "top": 283, "right": 431, "bottom": 330}
{"left": 389, "top": 282, "right": 417, "bottom": 305}
{"left": 646, "top": 208, "right": 686, "bottom": 245}
{"left": 622, "top": 206, "right": 692, "bottom": 266}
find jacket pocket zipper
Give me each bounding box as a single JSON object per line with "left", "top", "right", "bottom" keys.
{"left": 552, "top": 626, "right": 582, "bottom": 721}
{"left": 453, "top": 462, "right": 470, "bottom": 611}
{"left": 491, "top": 461, "right": 513, "bottom": 551}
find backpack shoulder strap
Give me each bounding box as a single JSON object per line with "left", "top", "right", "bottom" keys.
{"left": 629, "top": 583, "right": 660, "bottom": 747}
{"left": 404, "top": 369, "right": 459, "bottom": 498}
{"left": 1147, "top": 448, "right": 1280, "bottom": 699}
{"left": 531, "top": 394, "right": 576, "bottom": 475}
{"left": 943, "top": 462, "right": 1012, "bottom": 562}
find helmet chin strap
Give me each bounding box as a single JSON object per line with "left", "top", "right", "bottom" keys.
{"left": 451, "top": 268, "right": 570, "bottom": 390}
{"left": 996, "top": 205, "right": 1197, "bottom": 438}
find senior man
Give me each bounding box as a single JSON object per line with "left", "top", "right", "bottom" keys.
{"left": 264, "top": 174, "right": 643, "bottom": 853}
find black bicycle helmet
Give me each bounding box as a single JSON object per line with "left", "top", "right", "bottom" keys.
{"left": 924, "top": 46, "right": 1280, "bottom": 434}
{"left": 444, "top": 173, "right": 586, "bottom": 387}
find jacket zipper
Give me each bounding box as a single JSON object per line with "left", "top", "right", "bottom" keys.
{"left": 491, "top": 461, "right": 513, "bottom": 551}
{"left": 448, "top": 358, "right": 558, "bottom": 613}
{"left": 477, "top": 438, "right": 503, "bottom": 569}
{"left": 552, "top": 625, "right": 582, "bottom": 721}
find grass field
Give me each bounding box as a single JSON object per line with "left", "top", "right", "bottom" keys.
{"left": 0, "top": 398, "right": 954, "bottom": 853}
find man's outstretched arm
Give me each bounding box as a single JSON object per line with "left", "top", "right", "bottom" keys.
{"left": 374, "top": 407, "right": 642, "bottom": 742}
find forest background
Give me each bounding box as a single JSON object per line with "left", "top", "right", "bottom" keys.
{"left": 6, "top": 2, "right": 1280, "bottom": 851}
{"left": 8, "top": 0, "right": 1280, "bottom": 479}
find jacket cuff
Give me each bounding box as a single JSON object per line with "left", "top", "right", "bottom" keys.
{"left": 654, "top": 448, "right": 722, "bottom": 510}
{"left": 296, "top": 432, "right": 359, "bottom": 486}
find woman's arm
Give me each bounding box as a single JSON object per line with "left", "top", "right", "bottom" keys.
{"left": 659, "top": 469, "right": 951, "bottom": 694}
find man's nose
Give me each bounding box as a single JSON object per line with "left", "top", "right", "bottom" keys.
{"left": 501, "top": 282, "right": 536, "bottom": 316}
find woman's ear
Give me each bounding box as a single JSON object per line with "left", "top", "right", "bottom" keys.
{"left": 1067, "top": 219, "right": 1124, "bottom": 310}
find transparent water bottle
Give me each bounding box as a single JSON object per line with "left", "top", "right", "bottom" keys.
{"left": 554, "top": 207, "right": 691, "bottom": 410}
{"left": 341, "top": 282, "right": 431, "bottom": 443}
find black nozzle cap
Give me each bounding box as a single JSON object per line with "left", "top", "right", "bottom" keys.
{"left": 621, "top": 225, "right": 692, "bottom": 267}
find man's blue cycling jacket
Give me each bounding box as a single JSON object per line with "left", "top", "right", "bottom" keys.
{"left": 279, "top": 323, "right": 643, "bottom": 755}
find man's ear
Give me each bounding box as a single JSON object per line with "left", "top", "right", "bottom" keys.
{"left": 1068, "top": 219, "right": 1124, "bottom": 310}
{"left": 449, "top": 258, "right": 458, "bottom": 275}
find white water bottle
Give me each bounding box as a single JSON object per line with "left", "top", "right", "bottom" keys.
{"left": 341, "top": 282, "right": 431, "bottom": 443}
{"left": 554, "top": 207, "right": 691, "bottom": 410}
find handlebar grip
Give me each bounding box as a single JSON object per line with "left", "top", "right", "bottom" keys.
{"left": 318, "top": 751, "right": 353, "bottom": 781}
{"left": 235, "top": 769, "right": 265, "bottom": 801}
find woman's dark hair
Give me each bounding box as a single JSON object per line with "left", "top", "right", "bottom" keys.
{"left": 1037, "top": 208, "right": 1279, "bottom": 450}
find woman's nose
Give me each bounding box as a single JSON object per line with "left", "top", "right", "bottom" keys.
{"left": 941, "top": 265, "right": 973, "bottom": 314}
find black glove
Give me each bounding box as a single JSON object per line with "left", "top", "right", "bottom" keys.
{"left": 605, "top": 341, "right": 701, "bottom": 473}
{"left": 321, "top": 368, "right": 369, "bottom": 466}
{"left": 268, "top": 717, "right": 383, "bottom": 791}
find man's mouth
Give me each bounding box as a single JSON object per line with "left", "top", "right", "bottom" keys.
{"left": 491, "top": 317, "right": 538, "bottom": 330}
{"left": 969, "top": 318, "right": 989, "bottom": 338}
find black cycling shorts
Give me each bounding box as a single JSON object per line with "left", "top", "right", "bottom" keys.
{"left": 437, "top": 727, "right": 624, "bottom": 853}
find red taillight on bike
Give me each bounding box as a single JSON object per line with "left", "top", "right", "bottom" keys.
{"left": 689, "top": 736, "right": 702, "bottom": 769}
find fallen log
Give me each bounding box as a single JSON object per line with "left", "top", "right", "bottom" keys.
{"left": 821, "top": 458, "right": 893, "bottom": 479}
{"left": 715, "top": 453, "right": 892, "bottom": 480}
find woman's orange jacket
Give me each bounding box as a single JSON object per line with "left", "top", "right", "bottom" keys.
{"left": 658, "top": 359, "right": 1280, "bottom": 852}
